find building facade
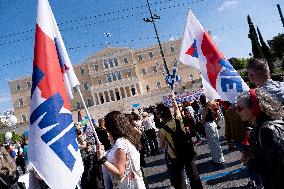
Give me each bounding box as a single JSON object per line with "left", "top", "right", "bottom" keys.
{"left": 9, "top": 39, "right": 201, "bottom": 124}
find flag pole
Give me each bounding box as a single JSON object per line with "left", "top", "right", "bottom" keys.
{"left": 76, "top": 85, "right": 100, "bottom": 144}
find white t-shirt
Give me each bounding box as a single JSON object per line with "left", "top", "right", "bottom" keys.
{"left": 106, "top": 137, "right": 141, "bottom": 171}
{"left": 142, "top": 115, "right": 156, "bottom": 131}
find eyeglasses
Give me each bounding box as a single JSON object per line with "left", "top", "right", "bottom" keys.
{"left": 236, "top": 106, "right": 245, "bottom": 112}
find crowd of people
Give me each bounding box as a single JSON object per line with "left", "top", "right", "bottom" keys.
{"left": 0, "top": 58, "right": 283, "bottom": 189}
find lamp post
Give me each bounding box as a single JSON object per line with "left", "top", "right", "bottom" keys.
{"left": 143, "top": 0, "right": 170, "bottom": 76}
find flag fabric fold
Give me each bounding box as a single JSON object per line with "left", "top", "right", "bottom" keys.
{"left": 179, "top": 10, "right": 249, "bottom": 102}
{"left": 29, "top": 0, "right": 83, "bottom": 189}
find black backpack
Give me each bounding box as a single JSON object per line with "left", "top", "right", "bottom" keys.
{"left": 163, "top": 119, "right": 196, "bottom": 161}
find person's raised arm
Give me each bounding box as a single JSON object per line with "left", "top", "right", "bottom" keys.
{"left": 172, "top": 91, "right": 182, "bottom": 120}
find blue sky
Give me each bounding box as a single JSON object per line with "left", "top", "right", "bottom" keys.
{"left": 0, "top": 0, "right": 283, "bottom": 112}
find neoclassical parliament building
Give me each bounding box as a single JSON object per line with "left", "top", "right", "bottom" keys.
{"left": 9, "top": 39, "right": 201, "bottom": 125}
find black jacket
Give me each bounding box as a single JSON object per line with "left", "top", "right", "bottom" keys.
{"left": 0, "top": 171, "right": 20, "bottom": 189}
{"left": 247, "top": 118, "right": 284, "bottom": 189}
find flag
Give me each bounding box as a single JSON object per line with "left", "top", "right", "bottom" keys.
{"left": 179, "top": 10, "right": 249, "bottom": 102}
{"left": 104, "top": 32, "right": 111, "bottom": 37}
{"left": 172, "top": 59, "right": 182, "bottom": 84}
{"left": 48, "top": 1, "right": 79, "bottom": 99}
{"left": 29, "top": 0, "right": 83, "bottom": 189}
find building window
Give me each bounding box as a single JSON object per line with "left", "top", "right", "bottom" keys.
{"left": 93, "top": 64, "right": 99, "bottom": 71}
{"left": 114, "top": 58, "right": 118, "bottom": 67}
{"left": 83, "top": 82, "right": 89, "bottom": 90}
{"left": 106, "top": 74, "right": 112, "bottom": 83}
{"left": 124, "top": 58, "right": 128, "bottom": 64}
{"left": 152, "top": 65, "right": 157, "bottom": 74}
{"left": 117, "top": 71, "right": 122, "bottom": 80}
{"left": 156, "top": 81, "right": 161, "bottom": 88}
{"left": 149, "top": 51, "right": 154, "bottom": 59}
{"left": 112, "top": 71, "right": 122, "bottom": 81}
{"left": 109, "top": 58, "right": 114, "bottom": 68}
{"left": 145, "top": 85, "right": 150, "bottom": 92}
{"left": 16, "top": 84, "right": 21, "bottom": 91}
{"left": 126, "top": 70, "right": 132, "bottom": 78}
{"left": 80, "top": 67, "right": 85, "bottom": 75}
{"left": 96, "top": 77, "right": 102, "bottom": 85}
{"left": 21, "top": 115, "right": 27, "bottom": 122}
{"left": 18, "top": 98, "right": 24, "bottom": 106}
{"left": 104, "top": 60, "right": 109, "bottom": 69}
{"left": 100, "top": 95, "right": 105, "bottom": 104}
{"left": 137, "top": 54, "right": 143, "bottom": 61}
{"left": 141, "top": 68, "right": 146, "bottom": 76}
{"left": 170, "top": 46, "right": 175, "bottom": 53}
{"left": 86, "top": 99, "right": 92, "bottom": 107}
{"left": 76, "top": 102, "right": 81, "bottom": 109}
{"left": 27, "top": 81, "right": 31, "bottom": 88}
{"left": 131, "top": 88, "right": 136, "bottom": 96}
{"left": 112, "top": 72, "right": 117, "bottom": 81}
{"left": 116, "top": 91, "right": 121, "bottom": 100}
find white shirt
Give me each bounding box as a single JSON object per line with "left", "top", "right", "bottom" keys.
{"left": 142, "top": 115, "right": 156, "bottom": 131}
{"left": 106, "top": 137, "right": 141, "bottom": 171}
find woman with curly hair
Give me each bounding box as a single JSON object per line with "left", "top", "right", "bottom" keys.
{"left": 97, "top": 111, "right": 146, "bottom": 189}
{"left": 236, "top": 88, "right": 284, "bottom": 189}
{"left": 0, "top": 147, "right": 21, "bottom": 188}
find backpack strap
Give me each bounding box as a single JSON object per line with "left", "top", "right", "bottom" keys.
{"left": 161, "top": 124, "right": 177, "bottom": 157}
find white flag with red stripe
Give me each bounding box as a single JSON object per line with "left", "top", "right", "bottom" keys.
{"left": 29, "top": 1, "right": 83, "bottom": 189}
{"left": 179, "top": 10, "right": 249, "bottom": 102}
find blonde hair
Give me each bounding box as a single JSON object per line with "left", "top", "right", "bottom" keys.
{"left": 0, "top": 147, "right": 16, "bottom": 176}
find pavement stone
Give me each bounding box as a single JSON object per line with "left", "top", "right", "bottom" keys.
{"left": 143, "top": 126, "right": 249, "bottom": 189}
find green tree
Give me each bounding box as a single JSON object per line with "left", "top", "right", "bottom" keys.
{"left": 257, "top": 27, "right": 274, "bottom": 72}
{"left": 247, "top": 15, "right": 263, "bottom": 58}
{"left": 268, "top": 33, "right": 284, "bottom": 69}
{"left": 228, "top": 57, "right": 249, "bottom": 70}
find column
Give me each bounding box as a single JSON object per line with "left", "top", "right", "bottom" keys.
{"left": 125, "top": 86, "right": 131, "bottom": 97}
{"left": 95, "top": 93, "right": 100, "bottom": 105}
{"left": 120, "top": 87, "right": 126, "bottom": 99}
{"left": 109, "top": 90, "right": 115, "bottom": 101}
{"left": 136, "top": 83, "right": 141, "bottom": 95}
{"left": 113, "top": 89, "right": 117, "bottom": 101}
{"left": 103, "top": 91, "right": 107, "bottom": 103}
{"left": 107, "top": 91, "right": 111, "bottom": 102}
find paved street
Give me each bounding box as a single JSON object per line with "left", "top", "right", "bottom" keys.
{"left": 143, "top": 127, "right": 249, "bottom": 189}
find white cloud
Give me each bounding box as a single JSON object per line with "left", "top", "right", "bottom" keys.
{"left": 218, "top": 0, "right": 239, "bottom": 11}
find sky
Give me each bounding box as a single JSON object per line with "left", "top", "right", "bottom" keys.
{"left": 0, "top": 0, "right": 283, "bottom": 112}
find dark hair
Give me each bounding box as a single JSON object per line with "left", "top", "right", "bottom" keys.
{"left": 104, "top": 111, "right": 141, "bottom": 150}
{"left": 156, "top": 103, "right": 173, "bottom": 122}
{"left": 76, "top": 128, "right": 82, "bottom": 136}
{"left": 131, "top": 112, "right": 140, "bottom": 121}
{"left": 191, "top": 100, "right": 200, "bottom": 112}
{"left": 0, "top": 147, "right": 16, "bottom": 176}
{"left": 247, "top": 58, "right": 269, "bottom": 73}
{"left": 199, "top": 94, "right": 207, "bottom": 106}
